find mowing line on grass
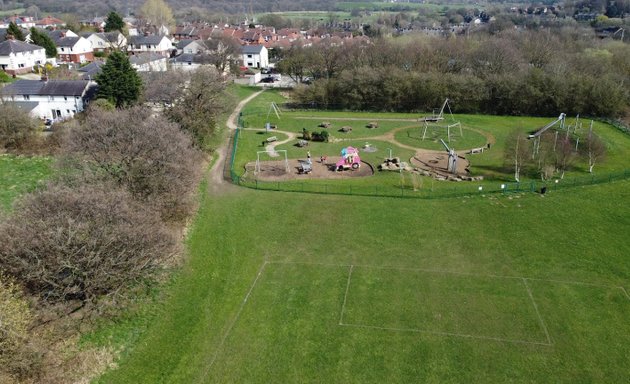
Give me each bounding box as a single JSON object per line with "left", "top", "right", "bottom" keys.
{"left": 339, "top": 265, "right": 354, "bottom": 325}
{"left": 522, "top": 278, "right": 553, "bottom": 345}
{"left": 268, "top": 260, "right": 621, "bottom": 290}
{"left": 620, "top": 286, "right": 630, "bottom": 301}
{"left": 339, "top": 323, "right": 554, "bottom": 347}
{"left": 202, "top": 261, "right": 268, "bottom": 378}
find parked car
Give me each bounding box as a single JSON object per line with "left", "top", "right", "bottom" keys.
{"left": 260, "top": 76, "right": 276, "bottom": 83}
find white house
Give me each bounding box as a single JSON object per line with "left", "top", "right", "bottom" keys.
{"left": 130, "top": 53, "right": 168, "bottom": 72}
{"left": 176, "top": 39, "right": 208, "bottom": 55}
{"left": 82, "top": 32, "right": 127, "bottom": 53}
{"left": 127, "top": 35, "right": 173, "bottom": 57}
{"left": 56, "top": 36, "right": 94, "bottom": 64}
{"left": 1, "top": 79, "right": 97, "bottom": 120}
{"left": 241, "top": 45, "right": 268, "bottom": 69}
{"left": 0, "top": 39, "right": 46, "bottom": 75}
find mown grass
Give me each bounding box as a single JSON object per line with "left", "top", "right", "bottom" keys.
{"left": 0, "top": 154, "right": 53, "bottom": 211}
{"left": 95, "top": 180, "right": 630, "bottom": 383}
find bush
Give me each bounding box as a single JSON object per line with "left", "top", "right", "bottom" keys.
{"left": 0, "top": 183, "right": 177, "bottom": 304}
{"left": 0, "top": 274, "right": 40, "bottom": 381}
{"left": 61, "top": 106, "right": 203, "bottom": 222}
{"left": 0, "top": 102, "right": 38, "bottom": 150}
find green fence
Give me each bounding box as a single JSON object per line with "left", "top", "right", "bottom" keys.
{"left": 227, "top": 125, "right": 630, "bottom": 199}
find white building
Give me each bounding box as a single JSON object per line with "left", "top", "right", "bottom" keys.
{"left": 130, "top": 53, "right": 168, "bottom": 72}
{"left": 56, "top": 36, "right": 94, "bottom": 64}
{"left": 1, "top": 79, "right": 96, "bottom": 120}
{"left": 0, "top": 39, "right": 46, "bottom": 75}
{"left": 82, "top": 32, "right": 127, "bottom": 53}
{"left": 127, "top": 35, "right": 173, "bottom": 57}
{"left": 241, "top": 45, "right": 268, "bottom": 69}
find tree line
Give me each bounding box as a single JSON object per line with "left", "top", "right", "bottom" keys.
{"left": 281, "top": 28, "right": 630, "bottom": 118}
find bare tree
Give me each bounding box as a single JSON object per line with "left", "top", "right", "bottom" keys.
{"left": 61, "top": 106, "right": 203, "bottom": 221}
{"left": 554, "top": 135, "right": 578, "bottom": 179}
{"left": 584, "top": 125, "right": 607, "bottom": 173}
{"left": 141, "top": 69, "right": 190, "bottom": 105}
{"left": 165, "top": 66, "right": 231, "bottom": 148}
{"left": 205, "top": 33, "right": 241, "bottom": 74}
{"left": 0, "top": 183, "right": 177, "bottom": 305}
{"left": 504, "top": 129, "right": 530, "bottom": 182}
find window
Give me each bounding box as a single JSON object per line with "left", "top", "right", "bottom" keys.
{"left": 49, "top": 96, "right": 55, "bottom": 101}
{"left": 64, "top": 96, "right": 68, "bottom": 101}
{"left": 18, "top": 63, "right": 25, "bottom": 68}
{"left": 23, "top": 95, "right": 30, "bottom": 101}
{"left": 247, "top": 54, "right": 252, "bottom": 58}
{"left": 61, "top": 48, "right": 65, "bottom": 52}
{"left": 66, "top": 110, "right": 70, "bottom": 114}
{"left": 247, "top": 62, "right": 253, "bottom": 67}
{"left": 75, "top": 96, "right": 80, "bottom": 100}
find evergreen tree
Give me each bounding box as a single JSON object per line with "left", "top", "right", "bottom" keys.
{"left": 7, "top": 22, "right": 25, "bottom": 41}
{"left": 104, "top": 11, "right": 125, "bottom": 32}
{"left": 29, "top": 28, "right": 57, "bottom": 58}
{"left": 95, "top": 51, "right": 142, "bottom": 108}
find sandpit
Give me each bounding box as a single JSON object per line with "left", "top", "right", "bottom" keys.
{"left": 244, "top": 158, "right": 374, "bottom": 181}
{"left": 410, "top": 150, "right": 470, "bottom": 176}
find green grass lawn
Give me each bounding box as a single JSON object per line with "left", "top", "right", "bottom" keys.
{"left": 0, "top": 154, "right": 53, "bottom": 211}
{"left": 94, "top": 178, "right": 630, "bottom": 383}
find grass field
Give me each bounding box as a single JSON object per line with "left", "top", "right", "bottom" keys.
{"left": 94, "top": 178, "right": 630, "bottom": 383}
{"left": 0, "top": 154, "right": 53, "bottom": 211}
{"left": 87, "top": 89, "right": 630, "bottom": 382}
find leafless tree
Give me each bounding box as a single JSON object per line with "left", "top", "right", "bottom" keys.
{"left": 504, "top": 129, "right": 531, "bottom": 182}
{"left": 141, "top": 69, "right": 190, "bottom": 105}
{"left": 165, "top": 66, "right": 232, "bottom": 148}
{"left": 61, "top": 106, "right": 203, "bottom": 221}
{"left": 205, "top": 33, "right": 242, "bottom": 73}
{"left": 0, "top": 182, "right": 177, "bottom": 305}
{"left": 584, "top": 126, "right": 607, "bottom": 173}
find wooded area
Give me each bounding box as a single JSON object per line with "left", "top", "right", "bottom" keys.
{"left": 285, "top": 29, "right": 629, "bottom": 117}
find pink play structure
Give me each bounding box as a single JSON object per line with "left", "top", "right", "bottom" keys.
{"left": 336, "top": 146, "right": 361, "bottom": 171}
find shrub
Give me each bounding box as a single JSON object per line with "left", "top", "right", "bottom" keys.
{"left": 0, "top": 102, "right": 38, "bottom": 150}
{"left": 0, "top": 274, "right": 40, "bottom": 380}
{"left": 61, "top": 106, "right": 203, "bottom": 221}
{"left": 0, "top": 183, "right": 177, "bottom": 304}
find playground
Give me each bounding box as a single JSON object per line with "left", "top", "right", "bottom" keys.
{"left": 232, "top": 91, "right": 630, "bottom": 193}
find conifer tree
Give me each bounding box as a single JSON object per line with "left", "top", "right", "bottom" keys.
{"left": 95, "top": 51, "right": 142, "bottom": 108}
{"left": 29, "top": 27, "right": 57, "bottom": 58}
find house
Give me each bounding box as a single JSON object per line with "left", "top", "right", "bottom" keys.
{"left": 56, "top": 36, "right": 94, "bottom": 64}
{"left": 35, "top": 16, "right": 66, "bottom": 28}
{"left": 76, "top": 61, "right": 104, "bottom": 80}
{"left": 1, "top": 79, "right": 96, "bottom": 120}
{"left": 0, "top": 39, "right": 46, "bottom": 75}
{"left": 241, "top": 45, "right": 268, "bottom": 69}
{"left": 170, "top": 53, "right": 208, "bottom": 71}
{"left": 176, "top": 39, "right": 208, "bottom": 55}
{"left": 127, "top": 35, "right": 173, "bottom": 57}
{"left": 82, "top": 32, "right": 127, "bottom": 53}
{"left": 129, "top": 53, "right": 168, "bottom": 72}
{"left": 0, "top": 16, "right": 36, "bottom": 29}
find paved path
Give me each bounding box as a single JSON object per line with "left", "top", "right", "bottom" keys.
{"left": 208, "top": 90, "right": 265, "bottom": 193}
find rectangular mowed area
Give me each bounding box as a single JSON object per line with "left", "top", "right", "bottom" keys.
{"left": 206, "top": 262, "right": 630, "bottom": 383}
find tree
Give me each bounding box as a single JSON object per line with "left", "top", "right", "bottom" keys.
{"left": 95, "top": 51, "right": 142, "bottom": 107}
{"left": 205, "top": 33, "right": 241, "bottom": 73}
{"left": 104, "top": 11, "right": 125, "bottom": 32}
{"left": 139, "top": 0, "right": 175, "bottom": 29}
{"left": 29, "top": 27, "right": 57, "bottom": 58}
{"left": 0, "top": 183, "right": 177, "bottom": 304}
{"left": 62, "top": 106, "right": 203, "bottom": 221}
{"left": 7, "top": 22, "right": 25, "bottom": 41}
{"left": 277, "top": 45, "right": 308, "bottom": 83}
{"left": 141, "top": 70, "right": 189, "bottom": 104}
{"left": 166, "top": 67, "right": 231, "bottom": 148}
{"left": 0, "top": 102, "right": 38, "bottom": 150}
{"left": 584, "top": 125, "right": 607, "bottom": 173}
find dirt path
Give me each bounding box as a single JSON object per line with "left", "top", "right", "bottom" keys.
{"left": 208, "top": 90, "right": 265, "bottom": 194}
{"left": 244, "top": 128, "right": 298, "bottom": 156}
